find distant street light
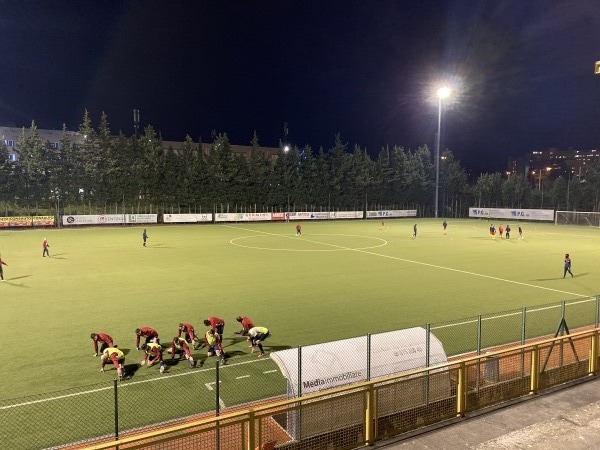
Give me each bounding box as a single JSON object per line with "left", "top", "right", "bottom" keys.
{"left": 434, "top": 86, "right": 451, "bottom": 218}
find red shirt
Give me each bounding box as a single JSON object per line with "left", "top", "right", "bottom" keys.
{"left": 92, "top": 332, "right": 114, "bottom": 353}
{"left": 178, "top": 323, "right": 197, "bottom": 341}
{"left": 206, "top": 317, "right": 225, "bottom": 330}
{"left": 170, "top": 338, "right": 191, "bottom": 359}
{"left": 240, "top": 316, "right": 254, "bottom": 332}
{"left": 43, "top": 239, "right": 49, "bottom": 249}
{"left": 136, "top": 326, "right": 159, "bottom": 348}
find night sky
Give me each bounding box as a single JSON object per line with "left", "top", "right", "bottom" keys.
{"left": 2, "top": 1, "right": 600, "bottom": 175}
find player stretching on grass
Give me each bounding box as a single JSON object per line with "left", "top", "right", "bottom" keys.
{"left": 178, "top": 322, "right": 200, "bottom": 348}
{"left": 205, "top": 329, "right": 225, "bottom": 364}
{"left": 91, "top": 332, "right": 114, "bottom": 356}
{"left": 169, "top": 337, "right": 195, "bottom": 368}
{"left": 100, "top": 347, "right": 125, "bottom": 380}
{"left": 204, "top": 317, "right": 225, "bottom": 343}
{"left": 235, "top": 316, "right": 255, "bottom": 336}
{"left": 248, "top": 326, "right": 270, "bottom": 358}
{"left": 141, "top": 342, "right": 166, "bottom": 373}
{"left": 135, "top": 326, "right": 160, "bottom": 350}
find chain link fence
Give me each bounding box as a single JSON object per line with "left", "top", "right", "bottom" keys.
{"left": 1, "top": 295, "right": 597, "bottom": 449}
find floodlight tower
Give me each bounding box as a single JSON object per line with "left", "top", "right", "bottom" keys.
{"left": 434, "top": 87, "right": 451, "bottom": 219}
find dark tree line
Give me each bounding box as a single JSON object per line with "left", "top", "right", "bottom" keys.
{"left": 1, "top": 111, "right": 600, "bottom": 217}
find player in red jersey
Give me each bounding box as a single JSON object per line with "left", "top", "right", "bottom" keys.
{"left": 235, "top": 316, "right": 255, "bottom": 336}
{"left": 178, "top": 322, "right": 200, "bottom": 348}
{"left": 203, "top": 317, "right": 225, "bottom": 342}
{"left": 135, "top": 326, "right": 159, "bottom": 350}
{"left": 169, "top": 337, "right": 196, "bottom": 368}
{"left": 91, "top": 332, "right": 114, "bottom": 357}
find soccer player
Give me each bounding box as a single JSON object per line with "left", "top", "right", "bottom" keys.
{"left": 0, "top": 255, "right": 6, "bottom": 281}
{"left": 518, "top": 226, "right": 523, "bottom": 239}
{"left": 203, "top": 317, "right": 225, "bottom": 342}
{"left": 413, "top": 224, "right": 417, "bottom": 238}
{"left": 169, "top": 337, "right": 195, "bottom": 368}
{"left": 135, "top": 326, "right": 160, "bottom": 350}
{"left": 235, "top": 316, "right": 255, "bottom": 336}
{"left": 142, "top": 228, "right": 148, "bottom": 247}
{"left": 100, "top": 347, "right": 125, "bottom": 380}
{"left": 91, "top": 332, "right": 114, "bottom": 356}
{"left": 296, "top": 223, "right": 302, "bottom": 236}
{"left": 498, "top": 225, "right": 504, "bottom": 238}
{"left": 505, "top": 224, "right": 511, "bottom": 239}
{"left": 247, "top": 326, "right": 270, "bottom": 358}
{"left": 442, "top": 220, "right": 447, "bottom": 233}
{"left": 204, "top": 329, "right": 225, "bottom": 364}
{"left": 489, "top": 224, "right": 496, "bottom": 239}
{"left": 563, "top": 253, "right": 574, "bottom": 278}
{"left": 178, "top": 322, "right": 200, "bottom": 348}
{"left": 141, "top": 342, "right": 166, "bottom": 373}
{"left": 42, "top": 238, "right": 50, "bottom": 257}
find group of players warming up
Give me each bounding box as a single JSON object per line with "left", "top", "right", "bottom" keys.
{"left": 92, "top": 316, "right": 270, "bottom": 380}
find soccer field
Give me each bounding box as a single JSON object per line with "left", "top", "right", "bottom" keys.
{"left": 0, "top": 218, "right": 597, "bottom": 402}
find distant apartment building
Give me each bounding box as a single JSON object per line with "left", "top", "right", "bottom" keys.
{"left": 1, "top": 126, "right": 280, "bottom": 162}
{"left": 508, "top": 148, "right": 600, "bottom": 183}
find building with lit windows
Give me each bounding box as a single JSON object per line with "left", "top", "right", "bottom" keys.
{"left": 508, "top": 148, "right": 600, "bottom": 182}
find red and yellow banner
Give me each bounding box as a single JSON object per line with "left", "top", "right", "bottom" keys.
{"left": 0, "top": 217, "right": 10, "bottom": 228}
{"left": 9, "top": 216, "right": 32, "bottom": 227}
{"left": 32, "top": 216, "right": 55, "bottom": 226}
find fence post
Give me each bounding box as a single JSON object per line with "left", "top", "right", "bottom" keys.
{"left": 113, "top": 378, "right": 119, "bottom": 441}
{"left": 367, "top": 334, "right": 371, "bottom": 381}
{"left": 596, "top": 295, "right": 600, "bottom": 328}
{"left": 425, "top": 324, "right": 430, "bottom": 404}
{"left": 456, "top": 362, "right": 467, "bottom": 417}
{"left": 216, "top": 360, "right": 220, "bottom": 450}
{"left": 364, "top": 384, "right": 375, "bottom": 446}
{"left": 247, "top": 409, "right": 255, "bottom": 450}
{"left": 590, "top": 331, "right": 599, "bottom": 375}
{"left": 297, "top": 346, "right": 302, "bottom": 441}
{"left": 530, "top": 345, "right": 540, "bottom": 394}
{"left": 521, "top": 307, "right": 526, "bottom": 378}
{"left": 476, "top": 315, "right": 482, "bottom": 392}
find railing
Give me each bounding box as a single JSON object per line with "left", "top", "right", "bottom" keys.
{"left": 79, "top": 328, "right": 599, "bottom": 450}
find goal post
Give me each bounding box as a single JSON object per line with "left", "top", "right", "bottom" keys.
{"left": 555, "top": 211, "right": 600, "bottom": 227}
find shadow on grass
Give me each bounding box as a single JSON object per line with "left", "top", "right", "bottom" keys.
{"left": 49, "top": 253, "right": 68, "bottom": 259}
{"left": 4, "top": 275, "right": 32, "bottom": 287}
{"left": 124, "top": 363, "right": 140, "bottom": 378}
{"left": 532, "top": 273, "right": 587, "bottom": 281}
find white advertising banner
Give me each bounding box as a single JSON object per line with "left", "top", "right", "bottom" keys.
{"left": 214, "top": 212, "right": 272, "bottom": 222}
{"left": 366, "top": 210, "right": 417, "bottom": 218}
{"left": 125, "top": 214, "right": 157, "bottom": 224}
{"left": 469, "top": 207, "right": 554, "bottom": 221}
{"left": 270, "top": 327, "right": 448, "bottom": 397}
{"left": 163, "top": 213, "right": 212, "bottom": 223}
{"left": 62, "top": 214, "right": 126, "bottom": 226}
{"left": 288, "top": 212, "right": 312, "bottom": 220}
{"left": 330, "top": 211, "right": 364, "bottom": 219}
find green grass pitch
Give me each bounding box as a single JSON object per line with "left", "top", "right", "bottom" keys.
{"left": 0, "top": 218, "right": 598, "bottom": 446}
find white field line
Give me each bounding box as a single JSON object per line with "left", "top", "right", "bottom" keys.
{"left": 263, "top": 370, "right": 279, "bottom": 374}
{"left": 223, "top": 225, "right": 587, "bottom": 297}
{"left": 236, "top": 375, "right": 251, "bottom": 380}
{"left": 0, "top": 358, "right": 266, "bottom": 411}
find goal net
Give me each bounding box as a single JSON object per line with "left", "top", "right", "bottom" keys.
{"left": 555, "top": 211, "right": 600, "bottom": 227}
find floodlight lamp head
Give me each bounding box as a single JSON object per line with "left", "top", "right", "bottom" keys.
{"left": 437, "top": 86, "right": 451, "bottom": 99}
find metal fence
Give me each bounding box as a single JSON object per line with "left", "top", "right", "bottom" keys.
{"left": 0, "top": 295, "right": 598, "bottom": 449}
{"left": 78, "top": 328, "right": 600, "bottom": 449}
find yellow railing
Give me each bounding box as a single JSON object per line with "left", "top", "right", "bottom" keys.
{"left": 81, "top": 328, "right": 600, "bottom": 450}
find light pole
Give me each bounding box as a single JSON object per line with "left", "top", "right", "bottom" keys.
{"left": 435, "top": 87, "right": 451, "bottom": 218}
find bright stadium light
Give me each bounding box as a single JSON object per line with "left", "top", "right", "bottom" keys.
{"left": 434, "top": 86, "right": 451, "bottom": 218}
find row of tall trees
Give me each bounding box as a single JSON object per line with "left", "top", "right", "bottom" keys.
{"left": 1, "top": 112, "right": 600, "bottom": 216}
